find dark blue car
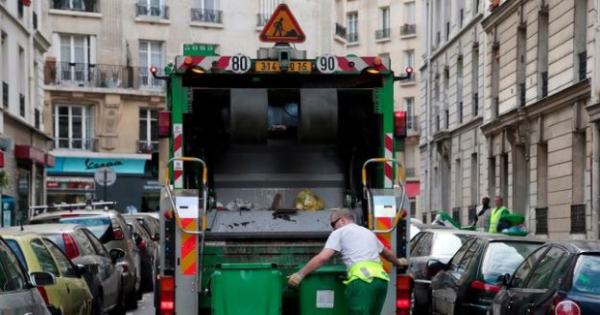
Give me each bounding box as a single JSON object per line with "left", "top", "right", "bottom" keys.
{"left": 490, "top": 240, "right": 600, "bottom": 315}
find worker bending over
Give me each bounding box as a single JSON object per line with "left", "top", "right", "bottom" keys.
{"left": 288, "top": 208, "right": 408, "bottom": 315}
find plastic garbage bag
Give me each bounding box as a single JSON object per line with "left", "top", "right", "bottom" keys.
{"left": 294, "top": 189, "right": 325, "bottom": 211}
{"left": 225, "top": 199, "right": 254, "bottom": 211}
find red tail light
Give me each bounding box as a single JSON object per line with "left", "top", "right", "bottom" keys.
{"left": 554, "top": 299, "right": 581, "bottom": 315}
{"left": 113, "top": 226, "right": 124, "bottom": 240}
{"left": 160, "top": 276, "right": 175, "bottom": 315}
{"left": 36, "top": 286, "right": 49, "bottom": 305}
{"left": 396, "top": 275, "right": 412, "bottom": 315}
{"left": 470, "top": 280, "right": 501, "bottom": 294}
{"left": 60, "top": 213, "right": 80, "bottom": 218}
{"left": 62, "top": 234, "right": 80, "bottom": 259}
{"left": 137, "top": 239, "right": 147, "bottom": 251}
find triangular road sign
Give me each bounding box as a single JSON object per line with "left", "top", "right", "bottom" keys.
{"left": 260, "top": 4, "right": 306, "bottom": 43}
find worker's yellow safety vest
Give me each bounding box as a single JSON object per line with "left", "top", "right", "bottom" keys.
{"left": 344, "top": 260, "right": 390, "bottom": 285}
{"left": 488, "top": 206, "right": 509, "bottom": 233}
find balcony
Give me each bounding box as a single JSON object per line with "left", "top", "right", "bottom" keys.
{"left": 135, "top": 3, "right": 169, "bottom": 19}
{"left": 52, "top": 0, "right": 98, "bottom": 13}
{"left": 400, "top": 24, "right": 416, "bottom": 36}
{"left": 137, "top": 140, "right": 159, "bottom": 153}
{"left": 44, "top": 62, "right": 165, "bottom": 90}
{"left": 335, "top": 23, "right": 347, "bottom": 40}
{"left": 191, "top": 8, "right": 223, "bottom": 24}
{"left": 375, "top": 28, "right": 391, "bottom": 40}
{"left": 347, "top": 32, "right": 358, "bottom": 43}
{"left": 257, "top": 13, "right": 269, "bottom": 27}
{"left": 56, "top": 138, "right": 98, "bottom": 151}
{"left": 2, "top": 82, "right": 7, "bottom": 108}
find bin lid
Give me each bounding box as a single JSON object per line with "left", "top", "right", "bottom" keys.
{"left": 217, "top": 263, "right": 277, "bottom": 270}
{"left": 310, "top": 265, "right": 346, "bottom": 274}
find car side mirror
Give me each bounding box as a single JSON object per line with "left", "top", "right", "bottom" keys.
{"left": 109, "top": 248, "right": 126, "bottom": 264}
{"left": 30, "top": 272, "right": 56, "bottom": 286}
{"left": 426, "top": 259, "right": 446, "bottom": 278}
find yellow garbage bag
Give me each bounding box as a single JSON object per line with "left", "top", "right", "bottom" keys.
{"left": 295, "top": 189, "right": 325, "bottom": 211}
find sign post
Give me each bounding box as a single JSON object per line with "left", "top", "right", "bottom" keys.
{"left": 94, "top": 167, "right": 116, "bottom": 201}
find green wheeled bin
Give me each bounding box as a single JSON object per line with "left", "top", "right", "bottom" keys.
{"left": 211, "top": 263, "right": 282, "bottom": 315}
{"left": 299, "top": 265, "right": 348, "bottom": 315}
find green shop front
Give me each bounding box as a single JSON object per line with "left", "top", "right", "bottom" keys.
{"left": 46, "top": 153, "right": 160, "bottom": 212}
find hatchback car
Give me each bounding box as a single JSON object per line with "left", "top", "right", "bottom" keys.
{"left": 30, "top": 209, "right": 140, "bottom": 309}
{"left": 125, "top": 214, "right": 160, "bottom": 242}
{"left": 0, "top": 236, "right": 52, "bottom": 315}
{"left": 429, "top": 234, "right": 544, "bottom": 315}
{"left": 490, "top": 240, "right": 600, "bottom": 315}
{"left": 18, "top": 224, "right": 125, "bottom": 315}
{"left": 2, "top": 231, "right": 93, "bottom": 315}
{"left": 124, "top": 217, "right": 158, "bottom": 293}
{"left": 409, "top": 229, "right": 477, "bottom": 314}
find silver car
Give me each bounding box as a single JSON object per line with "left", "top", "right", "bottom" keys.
{"left": 0, "top": 236, "right": 52, "bottom": 315}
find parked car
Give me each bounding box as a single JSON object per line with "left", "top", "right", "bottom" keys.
{"left": 1, "top": 231, "right": 93, "bottom": 315}
{"left": 490, "top": 240, "right": 600, "bottom": 315}
{"left": 0, "top": 236, "right": 52, "bottom": 315}
{"left": 429, "top": 234, "right": 544, "bottom": 315}
{"left": 17, "top": 224, "right": 126, "bottom": 315}
{"left": 125, "top": 214, "right": 160, "bottom": 242}
{"left": 30, "top": 209, "right": 140, "bottom": 310}
{"left": 409, "top": 229, "right": 477, "bottom": 314}
{"left": 124, "top": 217, "right": 158, "bottom": 293}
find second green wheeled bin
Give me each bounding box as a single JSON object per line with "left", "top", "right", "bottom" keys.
{"left": 211, "top": 263, "right": 282, "bottom": 315}
{"left": 299, "top": 265, "right": 348, "bottom": 315}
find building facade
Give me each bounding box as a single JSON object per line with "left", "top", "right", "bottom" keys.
{"left": 421, "top": 0, "right": 599, "bottom": 239}
{"left": 333, "top": 0, "right": 423, "bottom": 215}
{"left": 42, "top": 0, "right": 340, "bottom": 212}
{"left": 0, "top": 0, "right": 52, "bottom": 226}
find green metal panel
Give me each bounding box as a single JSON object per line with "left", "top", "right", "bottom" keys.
{"left": 299, "top": 265, "right": 348, "bottom": 315}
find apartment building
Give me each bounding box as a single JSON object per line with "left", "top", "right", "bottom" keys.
{"left": 0, "top": 0, "right": 52, "bottom": 225}
{"left": 333, "top": 0, "right": 423, "bottom": 216}
{"left": 421, "top": 0, "right": 599, "bottom": 239}
{"left": 42, "top": 0, "right": 339, "bottom": 212}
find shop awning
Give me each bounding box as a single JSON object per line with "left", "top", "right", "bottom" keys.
{"left": 406, "top": 181, "right": 420, "bottom": 198}
{"left": 47, "top": 153, "right": 150, "bottom": 175}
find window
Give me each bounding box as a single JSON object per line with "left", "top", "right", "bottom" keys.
{"left": 376, "top": 7, "right": 390, "bottom": 39}
{"left": 136, "top": 0, "right": 168, "bottom": 19}
{"left": 510, "top": 246, "right": 547, "bottom": 288}
{"left": 347, "top": 12, "right": 358, "bottom": 43}
{"left": 537, "top": 8, "right": 549, "bottom": 98}
{"left": 572, "top": 255, "right": 600, "bottom": 294}
{"left": 44, "top": 239, "right": 78, "bottom": 277}
{"left": 481, "top": 242, "right": 540, "bottom": 284}
{"left": 574, "top": 0, "right": 587, "bottom": 81}
{"left": 30, "top": 239, "right": 60, "bottom": 275}
{"left": 410, "top": 232, "right": 432, "bottom": 257}
{"left": 470, "top": 153, "right": 478, "bottom": 205}
{"left": 457, "top": 56, "right": 464, "bottom": 123}
{"left": 139, "top": 40, "right": 164, "bottom": 88}
{"left": 404, "top": 50, "right": 415, "bottom": 72}
{"left": 517, "top": 25, "right": 527, "bottom": 107}
{"left": 258, "top": 0, "right": 282, "bottom": 26}
{"left": 83, "top": 229, "right": 109, "bottom": 257}
{"left": 58, "top": 34, "right": 94, "bottom": 84}
{"left": 18, "top": 0, "right": 24, "bottom": 18}
{"left": 72, "top": 230, "right": 96, "bottom": 256}
{"left": 53, "top": 0, "right": 97, "bottom": 12}
{"left": 54, "top": 104, "right": 94, "bottom": 150}
{"left": 139, "top": 108, "right": 158, "bottom": 153}
{"left": 491, "top": 44, "right": 500, "bottom": 117}
{"left": 488, "top": 156, "right": 496, "bottom": 198}
{"left": 191, "top": 0, "right": 222, "bottom": 23}
{"left": 450, "top": 240, "right": 480, "bottom": 279}
{"left": 0, "top": 242, "right": 26, "bottom": 292}
{"left": 525, "top": 247, "right": 569, "bottom": 289}
{"left": 455, "top": 159, "right": 462, "bottom": 208}
{"left": 404, "top": 97, "right": 414, "bottom": 129}
{"left": 472, "top": 44, "right": 480, "bottom": 116}
{"left": 431, "top": 233, "right": 470, "bottom": 257}
{"left": 1, "top": 31, "right": 8, "bottom": 109}
{"left": 18, "top": 46, "right": 25, "bottom": 118}
{"left": 404, "top": 2, "right": 416, "bottom": 25}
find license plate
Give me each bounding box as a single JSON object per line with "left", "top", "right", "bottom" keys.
{"left": 254, "top": 61, "right": 312, "bottom": 73}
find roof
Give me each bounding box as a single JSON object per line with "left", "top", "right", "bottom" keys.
{"left": 5, "top": 224, "right": 81, "bottom": 234}
{"left": 551, "top": 240, "right": 600, "bottom": 254}
{"left": 0, "top": 228, "right": 40, "bottom": 240}
{"left": 417, "top": 228, "right": 545, "bottom": 242}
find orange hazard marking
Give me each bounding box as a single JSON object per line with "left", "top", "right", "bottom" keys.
{"left": 180, "top": 219, "right": 197, "bottom": 275}
{"left": 376, "top": 217, "right": 393, "bottom": 272}
{"left": 259, "top": 4, "right": 305, "bottom": 43}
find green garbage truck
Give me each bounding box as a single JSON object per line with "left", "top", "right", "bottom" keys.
{"left": 156, "top": 5, "right": 414, "bottom": 315}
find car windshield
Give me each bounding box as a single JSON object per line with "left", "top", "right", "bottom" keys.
{"left": 60, "top": 215, "right": 111, "bottom": 238}
{"left": 431, "top": 233, "right": 470, "bottom": 257}
{"left": 572, "top": 254, "right": 600, "bottom": 295}
{"left": 481, "top": 241, "right": 541, "bottom": 284}
{"left": 4, "top": 240, "right": 27, "bottom": 269}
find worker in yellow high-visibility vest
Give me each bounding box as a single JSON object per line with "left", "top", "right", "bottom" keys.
{"left": 288, "top": 208, "right": 408, "bottom": 315}
{"left": 489, "top": 195, "right": 511, "bottom": 233}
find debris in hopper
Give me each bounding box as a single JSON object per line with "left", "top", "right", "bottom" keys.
{"left": 294, "top": 189, "right": 325, "bottom": 211}
{"left": 225, "top": 198, "right": 254, "bottom": 211}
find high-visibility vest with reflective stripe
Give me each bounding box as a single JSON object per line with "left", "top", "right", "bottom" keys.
{"left": 344, "top": 260, "right": 390, "bottom": 285}
{"left": 489, "top": 206, "right": 509, "bottom": 233}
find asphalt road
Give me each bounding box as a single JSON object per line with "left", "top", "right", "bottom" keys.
{"left": 128, "top": 293, "right": 155, "bottom": 315}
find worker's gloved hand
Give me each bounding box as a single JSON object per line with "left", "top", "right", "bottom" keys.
{"left": 288, "top": 272, "right": 304, "bottom": 287}
{"left": 396, "top": 257, "right": 409, "bottom": 267}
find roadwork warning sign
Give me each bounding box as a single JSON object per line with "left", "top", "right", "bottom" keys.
{"left": 260, "top": 4, "right": 306, "bottom": 43}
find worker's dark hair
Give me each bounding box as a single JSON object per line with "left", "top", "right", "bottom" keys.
{"left": 331, "top": 208, "right": 355, "bottom": 221}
